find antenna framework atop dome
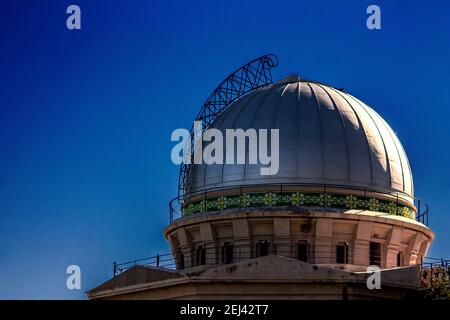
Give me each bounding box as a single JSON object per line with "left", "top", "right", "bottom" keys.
{"left": 178, "top": 54, "right": 279, "bottom": 196}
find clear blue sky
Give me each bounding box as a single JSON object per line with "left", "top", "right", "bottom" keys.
{"left": 0, "top": 0, "right": 449, "bottom": 299}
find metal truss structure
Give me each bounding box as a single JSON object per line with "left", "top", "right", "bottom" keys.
{"left": 178, "top": 54, "right": 279, "bottom": 195}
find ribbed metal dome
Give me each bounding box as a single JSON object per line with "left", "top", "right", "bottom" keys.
{"left": 187, "top": 76, "right": 413, "bottom": 198}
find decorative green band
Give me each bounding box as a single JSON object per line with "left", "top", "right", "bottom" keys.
{"left": 182, "top": 192, "right": 416, "bottom": 220}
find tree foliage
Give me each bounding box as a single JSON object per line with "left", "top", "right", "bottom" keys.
{"left": 422, "top": 267, "right": 450, "bottom": 300}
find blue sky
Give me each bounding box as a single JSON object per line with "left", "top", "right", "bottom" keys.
{"left": 0, "top": 0, "right": 449, "bottom": 299}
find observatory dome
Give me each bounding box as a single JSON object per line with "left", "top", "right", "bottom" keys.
{"left": 187, "top": 76, "right": 413, "bottom": 200}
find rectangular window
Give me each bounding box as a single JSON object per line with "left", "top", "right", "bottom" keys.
{"left": 177, "top": 251, "right": 185, "bottom": 269}
{"left": 222, "top": 242, "right": 234, "bottom": 264}
{"left": 256, "top": 240, "right": 269, "bottom": 257}
{"left": 196, "top": 245, "right": 206, "bottom": 266}
{"left": 397, "top": 252, "right": 403, "bottom": 267}
{"left": 370, "top": 242, "right": 381, "bottom": 266}
{"left": 336, "top": 243, "right": 349, "bottom": 264}
{"left": 297, "top": 241, "right": 309, "bottom": 262}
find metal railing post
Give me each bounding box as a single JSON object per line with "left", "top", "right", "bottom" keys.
{"left": 156, "top": 254, "right": 160, "bottom": 268}
{"left": 113, "top": 261, "right": 117, "bottom": 277}
{"left": 396, "top": 193, "right": 399, "bottom": 215}
{"left": 240, "top": 185, "right": 243, "bottom": 207}
{"left": 417, "top": 200, "right": 421, "bottom": 223}
{"left": 280, "top": 184, "right": 283, "bottom": 206}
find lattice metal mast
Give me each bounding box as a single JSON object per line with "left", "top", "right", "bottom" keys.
{"left": 178, "top": 54, "right": 279, "bottom": 196}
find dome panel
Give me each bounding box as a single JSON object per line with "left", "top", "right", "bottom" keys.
{"left": 273, "top": 82, "right": 301, "bottom": 179}
{"left": 298, "top": 83, "right": 322, "bottom": 180}
{"left": 325, "top": 88, "right": 372, "bottom": 184}
{"left": 311, "top": 83, "right": 349, "bottom": 181}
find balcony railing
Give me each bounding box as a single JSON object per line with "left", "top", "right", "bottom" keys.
{"left": 169, "top": 182, "right": 429, "bottom": 226}
{"left": 419, "top": 257, "right": 450, "bottom": 287}
{"left": 421, "top": 257, "right": 450, "bottom": 270}
{"left": 113, "top": 251, "right": 448, "bottom": 284}
{"left": 113, "top": 253, "right": 175, "bottom": 276}
{"left": 113, "top": 244, "right": 388, "bottom": 276}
